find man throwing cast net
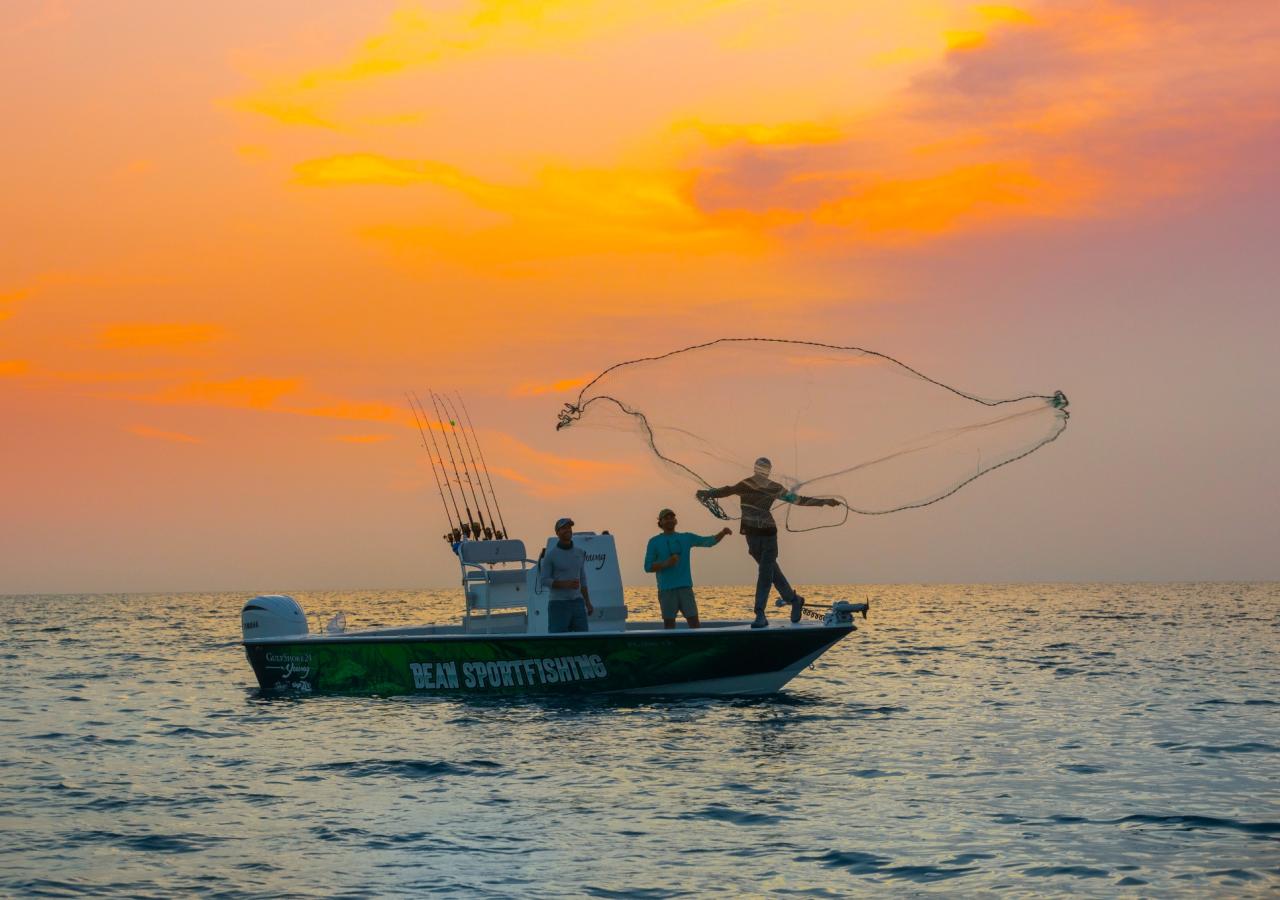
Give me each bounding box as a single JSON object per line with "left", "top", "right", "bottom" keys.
{"left": 556, "top": 337, "right": 1070, "bottom": 620}
{"left": 699, "top": 457, "right": 840, "bottom": 627}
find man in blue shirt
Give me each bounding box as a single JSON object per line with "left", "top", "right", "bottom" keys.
{"left": 644, "top": 508, "right": 731, "bottom": 629}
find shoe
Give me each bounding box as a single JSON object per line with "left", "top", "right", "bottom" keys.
{"left": 790, "top": 594, "right": 805, "bottom": 624}
{"left": 751, "top": 614, "right": 768, "bottom": 629}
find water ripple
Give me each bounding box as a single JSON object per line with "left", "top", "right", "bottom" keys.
{"left": 1, "top": 584, "right": 1277, "bottom": 897}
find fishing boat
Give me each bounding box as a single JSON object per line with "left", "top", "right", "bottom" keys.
{"left": 240, "top": 532, "right": 867, "bottom": 696}
{"left": 238, "top": 391, "right": 868, "bottom": 696}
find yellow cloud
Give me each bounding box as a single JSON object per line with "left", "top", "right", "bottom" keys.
{"left": 234, "top": 0, "right": 728, "bottom": 129}
{"left": 316, "top": 153, "right": 759, "bottom": 262}
{"left": 299, "top": 0, "right": 725, "bottom": 88}
{"left": 946, "top": 4, "right": 1035, "bottom": 51}
{"left": 98, "top": 323, "right": 224, "bottom": 349}
{"left": 232, "top": 98, "right": 338, "bottom": 129}
{"left": 294, "top": 154, "right": 482, "bottom": 191}
{"left": 297, "top": 153, "right": 704, "bottom": 235}
{"left": 679, "top": 119, "right": 844, "bottom": 147}
{"left": 129, "top": 425, "right": 202, "bottom": 444}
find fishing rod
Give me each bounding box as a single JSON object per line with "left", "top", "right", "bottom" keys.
{"left": 440, "top": 391, "right": 494, "bottom": 541}
{"left": 455, "top": 391, "right": 508, "bottom": 539}
{"left": 442, "top": 392, "right": 499, "bottom": 540}
{"left": 429, "top": 390, "right": 486, "bottom": 540}
{"left": 413, "top": 391, "right": 465, "bottom": 542}
{"left": 406, "top": 393, "right": 457, "bottom": 543}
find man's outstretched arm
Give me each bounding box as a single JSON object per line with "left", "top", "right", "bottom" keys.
{"left": 692, "top": 527, "right": 733, "bottom": 548}
{"left": 792, "top": 493, "right": 840, "bottom": 507}
{"left": 700, "top": 482, "right": 743, "bottom": 500}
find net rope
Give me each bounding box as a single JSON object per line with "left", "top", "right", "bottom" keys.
{"left": 556, "top": 338, "right": 1069, "bottom": 531}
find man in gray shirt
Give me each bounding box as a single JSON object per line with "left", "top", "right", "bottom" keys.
{"left": 539, "top": 517, "right": 594, "bottom": 632}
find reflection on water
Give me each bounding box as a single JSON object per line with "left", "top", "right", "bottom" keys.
{"left": 1, "top": 584, "right": 1277, "bottom": 896}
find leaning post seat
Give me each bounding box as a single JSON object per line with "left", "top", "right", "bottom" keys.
{"left": 458, "top": 539, "right": 537, "bottom": 632}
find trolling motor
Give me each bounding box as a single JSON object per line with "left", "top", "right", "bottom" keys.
{"left": 822, "top": 599, "right": 870, "bottom": 626}
{"left": 781, "top": 597, "right": 871, "bottom": 627}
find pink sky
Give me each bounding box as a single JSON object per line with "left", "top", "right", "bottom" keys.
{"left": 2, "top": 0, "right": 1277, "bottom": 592}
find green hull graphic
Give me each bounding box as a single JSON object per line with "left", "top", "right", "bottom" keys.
{"left": 245, "top": 627, "right": 853, "bottom": 696}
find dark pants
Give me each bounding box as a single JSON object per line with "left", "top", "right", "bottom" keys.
{"left": 746, "top": 533, "right": 796, "bottom": 615}
{"left": 549, "top": 596, "right": 589, "bottom": 633}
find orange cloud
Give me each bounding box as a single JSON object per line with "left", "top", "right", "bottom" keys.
{"left": 685, "top": 0, "right": 1280, "bottom": 245}
{"left": 129, "top": 425, "right": 202, "bottom": 444}
{"left": 513, "top": 376, "right": 591, "bottom": 396}
{"left": 813, "top": 159, "right": 1097, "bottom": 236}
{"left": 139, "top": 376, "right": 420, "bottom": 429}
{"left": 484, "top": 431, "right": 639, "bottom": 499}
{"left": 98, "top": 323, "right": 224, "bottom": 349}
{"left": 0, "top": 359, "right": 31, "bottom": 377}
{"left": 331, "top": 433, "right": 393, "bottom": 444}
{"left": 300, "top": 401, "right": 415, "bottom": 427}
{"left": 150, "top": 376, "right": 303, "bottom": 410}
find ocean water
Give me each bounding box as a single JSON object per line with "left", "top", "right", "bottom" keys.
{"left": 1, "top": 584, "right": 1277, "bottom": 898}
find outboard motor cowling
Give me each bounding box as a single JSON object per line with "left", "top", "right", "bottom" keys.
{"left": 242, "top": 595, "right": 308, "bottom": 640}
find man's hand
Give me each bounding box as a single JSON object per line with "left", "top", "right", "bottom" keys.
{"left": 824, "top": 498, "right": 841, "bottom": 507}
{"left": 718, "top": 527, "right": 732, "bottom": 538}
{"left": 584, "top": 598, "right": 594, "bottom": 615}
{"left": 665, "top": 553, "right": 680, "bottom": 568}
{"left": 695, "top": 489, "right": 710, "bottom": 501}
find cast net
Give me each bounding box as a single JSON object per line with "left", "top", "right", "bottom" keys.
{"left": 555, "top": 338, "right": 1069, "bottom": 532}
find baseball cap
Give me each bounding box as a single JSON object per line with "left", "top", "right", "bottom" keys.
{"left": 554, "top": 517, "right": 574, "bottom": 530}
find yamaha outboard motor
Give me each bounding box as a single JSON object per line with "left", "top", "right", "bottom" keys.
{"left": 241, "top": 595, "right": 308, "bottom": 640}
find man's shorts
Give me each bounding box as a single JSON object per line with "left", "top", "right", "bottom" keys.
{"left": 658, "top": 586, "right": 699, "bottom": 620}
{"left": 548, "top": 596, "right": 589, "bottom": 633}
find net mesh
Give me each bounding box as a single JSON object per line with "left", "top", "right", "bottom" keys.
{"left": 556, "top": 338, "right": 1068, "bottom": 532}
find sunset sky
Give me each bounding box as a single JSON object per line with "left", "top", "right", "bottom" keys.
{"left": 2, "top": 0, "right": 1277, "bottom": 593}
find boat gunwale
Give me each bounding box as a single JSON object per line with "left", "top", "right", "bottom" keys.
{"left": 243, "top": 621, "right": 856, "bottom": 645}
